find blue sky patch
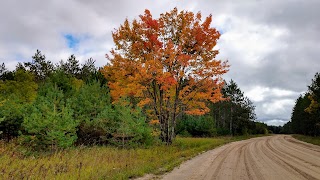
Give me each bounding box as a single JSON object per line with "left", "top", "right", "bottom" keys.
{"left": 64, "top": 34, "right": 80, "bottom": 50}
{"left": 217, "top": 26, "right": 227, "bottom": 35}
{"left": 218, "top": 29, "right": 225, "bottom": 35}
{"left": 14, "top": 53, "right": 24, "bottom": 60}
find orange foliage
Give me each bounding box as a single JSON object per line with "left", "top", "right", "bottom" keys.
{"left": 102, "top": 8, "right": 229, "bottom": 123}
{"left": 149, "top": 119, "right": 160, "bottom": 125}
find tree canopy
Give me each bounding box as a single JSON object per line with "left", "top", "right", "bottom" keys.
{"left": 102, "top": 8, "right": 229, "bottom": 143}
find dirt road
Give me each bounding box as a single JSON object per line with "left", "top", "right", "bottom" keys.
{"left": 161, "top": 135, "right": 320, "bottom": 180}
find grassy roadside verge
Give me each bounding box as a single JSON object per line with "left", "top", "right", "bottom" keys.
{"left": 292, "top": 134, "right": 320, "bottom": 146}
{"left": 0, "top": 135, "right": 265, "bottom": 180}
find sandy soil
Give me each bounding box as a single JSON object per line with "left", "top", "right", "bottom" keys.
{"left": 140, "top": 135, "right": 320, "bottom": 180}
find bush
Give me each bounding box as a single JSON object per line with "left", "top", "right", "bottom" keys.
{"left": 22, "top": 84, "right": 79, "bottom": 150}
{"left": 112, "top": 103, "right": 153, "bottom": 147}
{"left": 216, "top": 128, "right": 230, "bottom": 136}
{"left": 70, "top": 81, "right": 112, "bottom": 145}
{"left": 0, "top": 96, "right": 25, "bottom": 141}
{"left": 176, "top": 115, "right": 216, "bottom": 137}
{"left": 76, "top": 102, "right": 153, "bottom": 147}
{"left": 70, "top": 82, "right": 153, "bottom": 147}
{"left": 0, "top": 70, "right": 38, "bottom": 141}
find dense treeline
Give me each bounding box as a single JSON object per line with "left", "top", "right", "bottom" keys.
{"left": 283, "top": 72, "right": 320, "bottom": 136}
{"left": 0, "top": 50, "right": 153, "bottom": 150}
{"left": 176, "top": 80, "right": 268, "bottom": 137}
{"left": 0, "top": 50, "right": 265, "bottom": 150}
{"left": 267, "top": 125, "right": 283, "bottom": 134}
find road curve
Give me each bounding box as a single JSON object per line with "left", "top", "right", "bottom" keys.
{"left": 162, "top": 135, "right": 320, "bottom": 180}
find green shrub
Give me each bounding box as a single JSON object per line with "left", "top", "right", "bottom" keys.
{"left": 112, "top": 103, "right": 153, "bottom": 147}
{"left": 22, "top": 84, "right": 79, "bottom": 150}
{"left": 216, "top": 128, "right": 230, "bottom": 136}
{"left": 76, "top": 102, "right": 153, "bottom": 147}
{"left": 176, "top": 115, "right": 216, "bottom": 137}
{"left": 70, "top": 81, "right": 113, "bottom": 145}
{"left": 0, "top": 96, "right": 25, "bottom": 141}
{"left": 0, "top": 69, "right": 38, "bottom": 141}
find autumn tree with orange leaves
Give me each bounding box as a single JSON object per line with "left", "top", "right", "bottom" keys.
{"left": 102, "top": 8, "right": 229, "bottom": 143}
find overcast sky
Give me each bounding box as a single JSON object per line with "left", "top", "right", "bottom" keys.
{"left": 1, "top": 0, "right": 319, "bottom": 126}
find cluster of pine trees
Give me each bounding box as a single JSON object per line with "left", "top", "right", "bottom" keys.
{"left": 283, "top": 72, "right": 320, "bottom": 136}
{"left": 0, "top": 50, "right": 153, "bottom": 150}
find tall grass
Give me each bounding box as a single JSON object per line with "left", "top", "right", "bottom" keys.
{"left": 0, "top": 135, "right": 262, "bottom": 179}
{"left": 292, "top": 134, "right": 320, "bottom": 146}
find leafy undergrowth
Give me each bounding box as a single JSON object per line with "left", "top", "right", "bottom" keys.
{"left": 292, "top": 134, "right": 320, "bottom": 146}
{"left": 0, "top": 135, "right": 264, "bottom": 180}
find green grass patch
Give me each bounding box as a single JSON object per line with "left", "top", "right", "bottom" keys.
{"left": 0, "top": 135, "right": 264, "bottom": 180}
{"left": 292, "top": 134, "right": 320, "bottom": 146}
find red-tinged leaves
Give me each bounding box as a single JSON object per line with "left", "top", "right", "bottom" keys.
{"left": 102, "top": 8, "right": 229, "bottom": 123}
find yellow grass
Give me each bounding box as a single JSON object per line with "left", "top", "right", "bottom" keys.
{"left": 0, "top": 135, "right": 262, "bottom": 179}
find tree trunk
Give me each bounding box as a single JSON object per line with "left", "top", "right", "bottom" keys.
{"left": 160, "top": 126, "right": 175, "bottom": 144}
{"left": 218, "top": 103, "right": 220, "bottom": 128}
{"left": 160, "top": 116, "right": 175, "bottom": 144}
{"left": 223, "top": 104, "right": 226, "bottom": 128}
{"left": 230, "top": 104, "right": 233, "bottom": 136}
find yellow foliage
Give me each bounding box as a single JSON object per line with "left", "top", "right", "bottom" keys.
{"left": 305, "top": 94, "right": 320, "bottom": 114}
{"left": 71, "top": 78, "right": 84, "bottom": 91}
{"left": 0, "top": 99, "right": 6, "bottom": 106}
{"left": 0, "top": 70, "right": 38, "bottom": 103}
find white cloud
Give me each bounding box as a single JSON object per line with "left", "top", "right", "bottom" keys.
{"left": 245, "top": 86, "right": 298, "bottom": 102}
{"left": 245, "top": 86, "right": 269, "bottom": 102}
{"left": 216, "top": 14, "right": 289, "bottom": 68}
{"left": 243, "top": 85, "right": 299, "bottom": 124}
{"left": 262, "top": 99, "right": 295, "bottom": 115}
{"left": 264, "top": 119, "right": 288, "bottom": 126}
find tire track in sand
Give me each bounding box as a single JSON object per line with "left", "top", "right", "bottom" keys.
{"left": 262, "top": 137, "right": 318, "bottom": 180}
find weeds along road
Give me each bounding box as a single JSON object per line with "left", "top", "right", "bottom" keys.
{"left": 162, "top": 135, "right": 320, "bottom": 180}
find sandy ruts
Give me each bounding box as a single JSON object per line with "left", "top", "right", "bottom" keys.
{"left": 161, "top": 135, "right": 320, "bottom": 180}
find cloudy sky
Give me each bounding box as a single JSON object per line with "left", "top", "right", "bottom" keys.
{"left": 1, "top": 0, "right": 319, "bottom": 126}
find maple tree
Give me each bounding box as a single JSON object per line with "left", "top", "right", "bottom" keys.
{"left": 102, "top": 8, "right": 229, "bottom": 143}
